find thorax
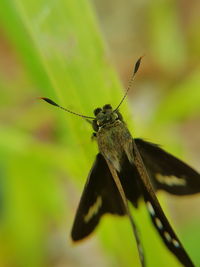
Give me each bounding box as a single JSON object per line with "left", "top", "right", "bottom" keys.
{"left": 96, "top": 120, "right": 133, "bottom": 171}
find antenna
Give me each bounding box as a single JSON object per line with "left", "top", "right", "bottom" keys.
{"left": 114, "top": 56, "right": 143, "bottom": 111}
{"left": 39, "top": 97, "right": 95, "bottom": 120}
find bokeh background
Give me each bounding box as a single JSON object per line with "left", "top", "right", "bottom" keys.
{"left": 0, "top": 0, "right": 200, "bottom": 266}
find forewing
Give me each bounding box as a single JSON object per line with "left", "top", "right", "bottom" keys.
{"left": 71, "top": 153, "right": 125, "bottom": 241}
{"left": 132, "top": 140, "right": 195, "bottom": 267}
{"left": 118, "top": 156, "right": 142, "bottom": 208}
{"left": 135, "top": 138, "right": 200, "bottom": 195}
{"left": 143, "top": 187, "right": 195, "bottom": 267}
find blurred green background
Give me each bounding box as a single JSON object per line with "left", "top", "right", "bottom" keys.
{"left": 0, "top": 0, "right": 200, "bottom": 266}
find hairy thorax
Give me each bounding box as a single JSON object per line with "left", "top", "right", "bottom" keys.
{"left": 96, "top": 120, "right": 133, "bottom": 171}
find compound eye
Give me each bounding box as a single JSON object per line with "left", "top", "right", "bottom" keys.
{"left": 103, "top": 104, "right": 112, "bottom": 111}
{"left": 94, "top": 108, "right": 102, "bottom": 116}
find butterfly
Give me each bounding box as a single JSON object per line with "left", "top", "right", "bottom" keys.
{"left": 40, "top": 58, "right": 199, "bottom": 267}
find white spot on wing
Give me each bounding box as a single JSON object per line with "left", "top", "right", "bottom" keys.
{"left": 155, "top": 217, "right": 163, "bottom": 230}
{"left": 146, "top": 201, "right": 155, "bottom": 216}
{"left": 155, "top": 174, "right": 186, "bottom": 186}
{"left": 172, "top": 239, "right": 180, "bottom": 248}
{"left": 164, "top": 231, "right": 172, "bottom": 242}
{"left": 84, "top": 196, "right": 102, "bottom": 223}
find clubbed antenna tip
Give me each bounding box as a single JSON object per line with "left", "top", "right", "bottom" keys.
{"left": 114, "top": 56, "right": 143, "bottom": 111}
{"left": 39, "top": 97, "right": 95, "bottom": 120}
{"left": 134, "top": 56, "right": 143, "bottom": 74}
{"left": 39, "top": 97, "right": 59, "bottom": 107}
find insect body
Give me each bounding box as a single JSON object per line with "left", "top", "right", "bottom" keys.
{"left": 41, "top": 58, "right": 199, "bottom": 267}
{"left": 95, "top": 105, "right": 133, "bottom": 172}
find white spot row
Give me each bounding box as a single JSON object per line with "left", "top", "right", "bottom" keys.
{"left": 164, "top": 231, "right": 180, "bottom": 247}
{"left": 146, "top": 201, "right": 180, "bottom": 248}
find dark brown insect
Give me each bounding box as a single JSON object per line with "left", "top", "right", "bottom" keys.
{"left": 41, "top": 58, "right": 199, "bottom": 267}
